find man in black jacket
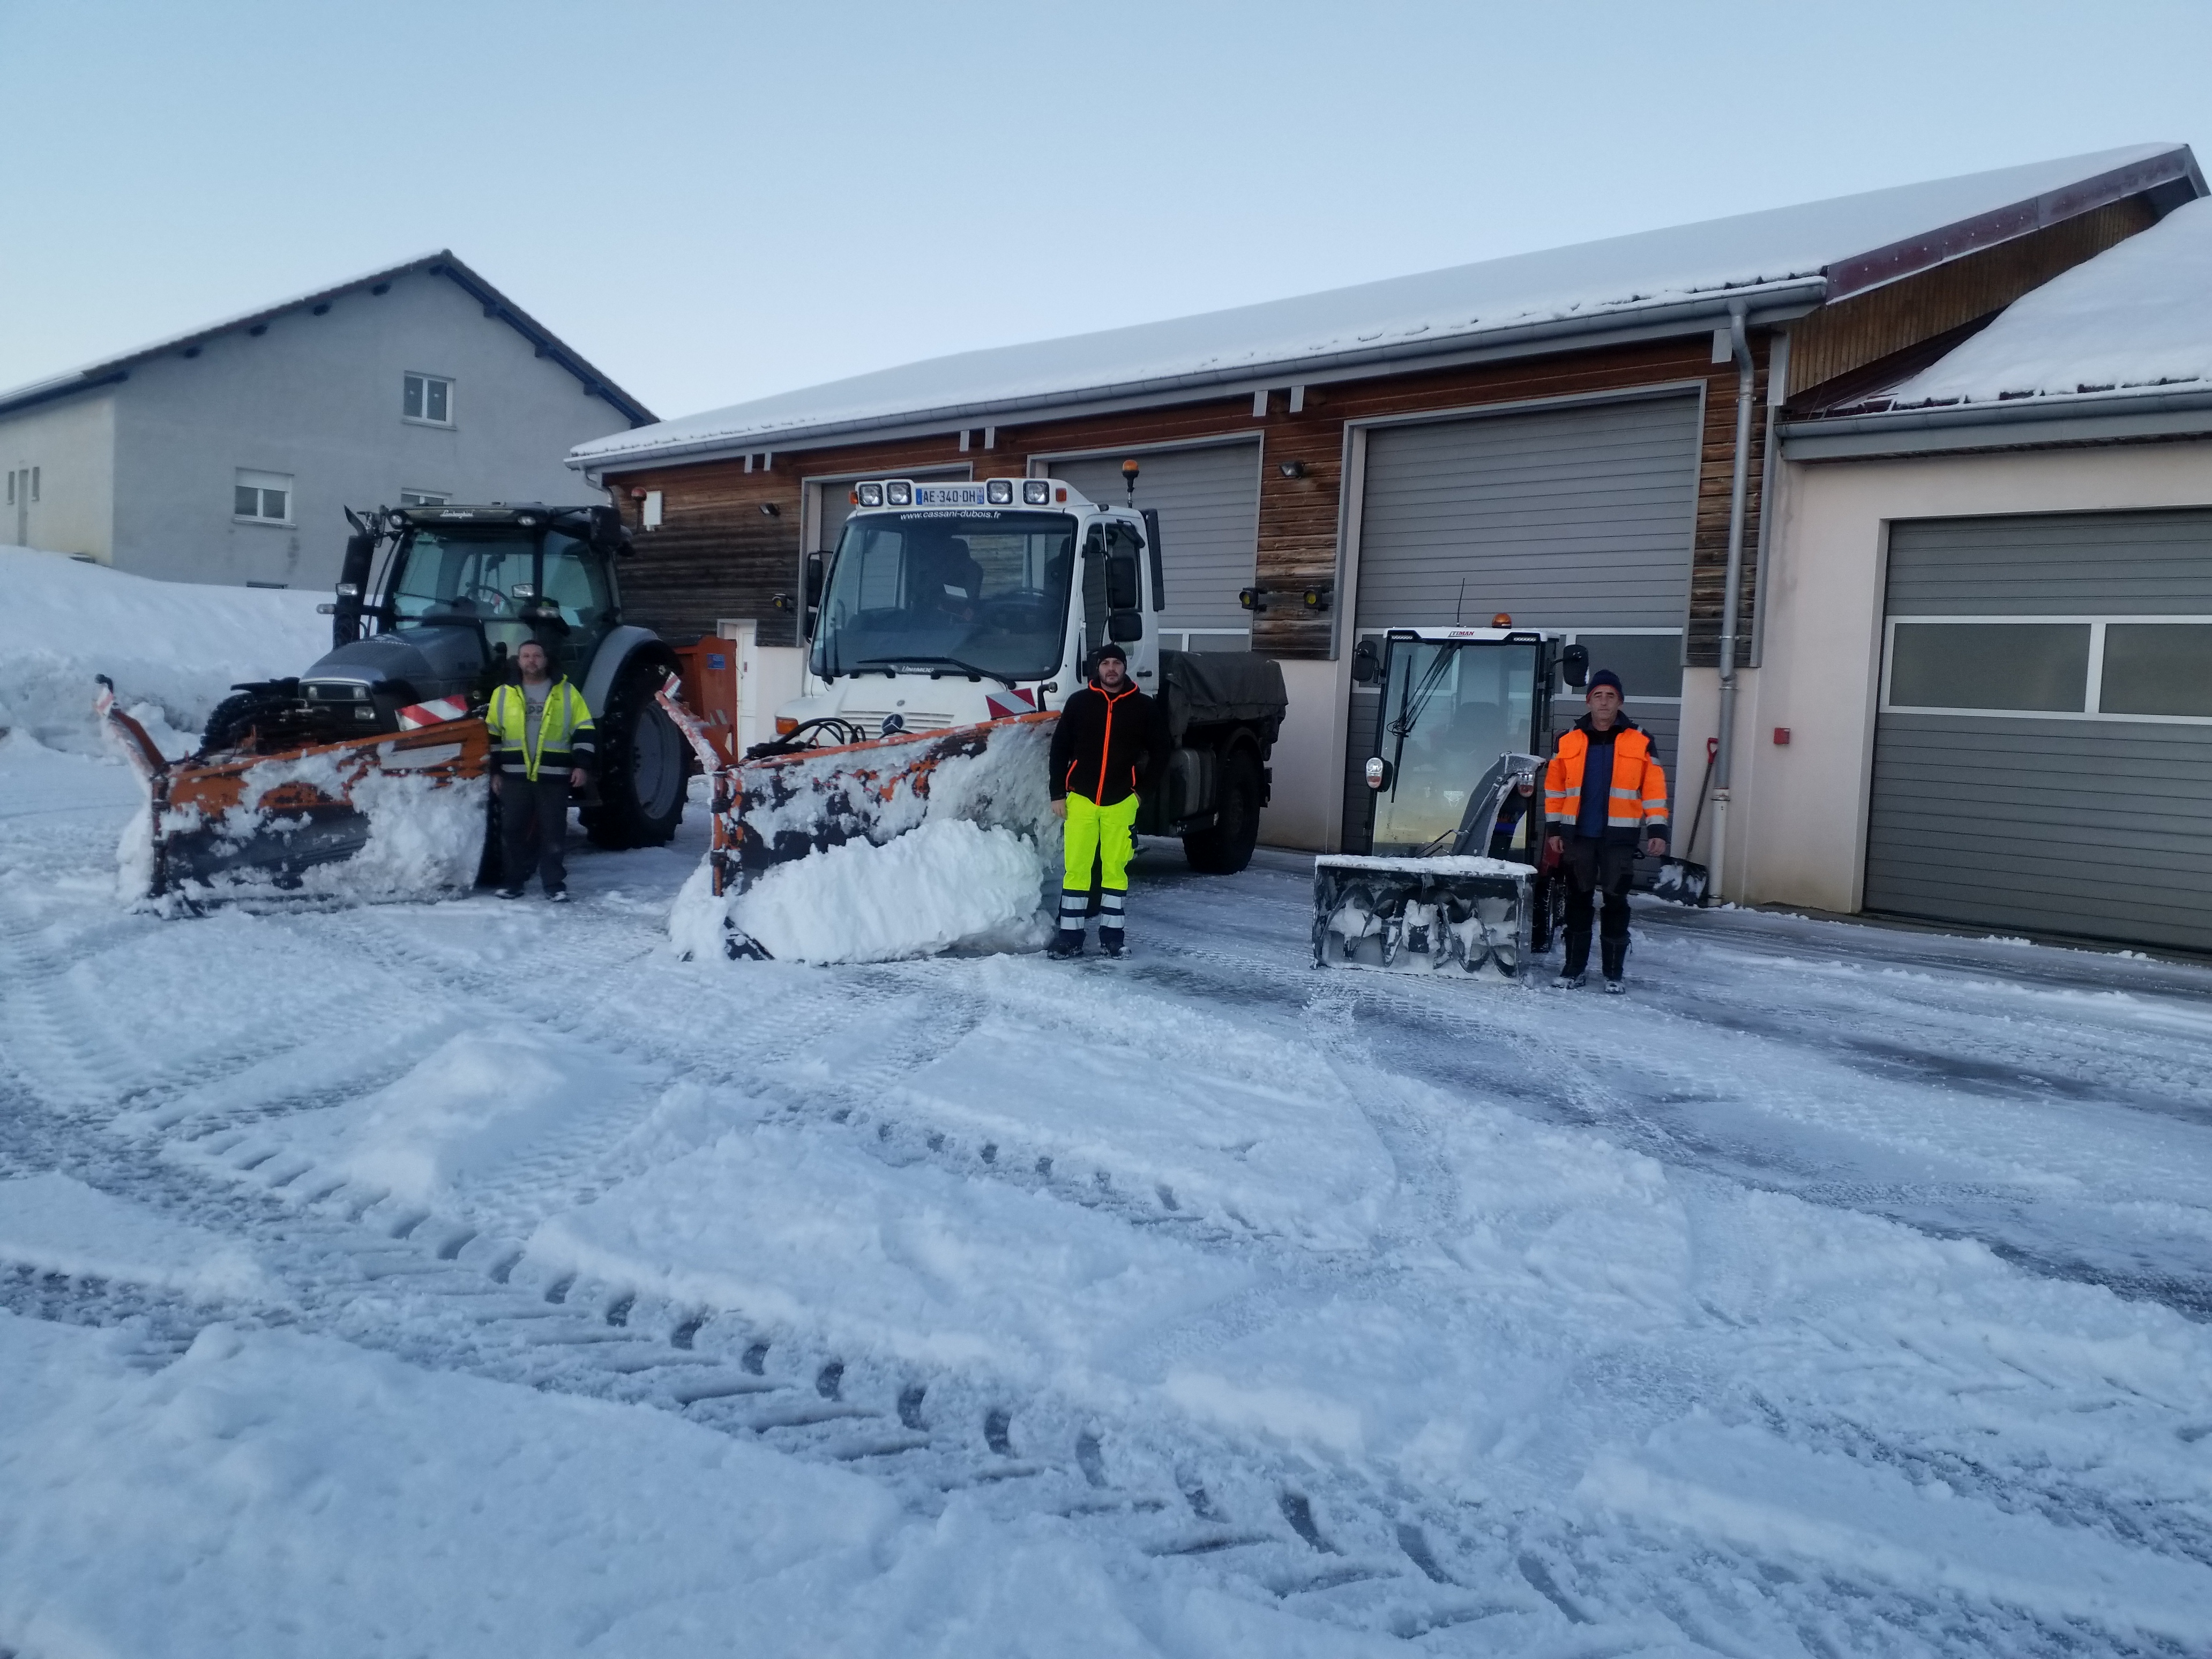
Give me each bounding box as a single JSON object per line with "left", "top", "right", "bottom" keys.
{"left": 1046, "top": 643, "right": 1167, "bottom": 958}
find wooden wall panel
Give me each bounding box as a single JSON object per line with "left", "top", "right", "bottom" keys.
{"left": 1787, "top": 198, "right": 2156, "bottom": 399}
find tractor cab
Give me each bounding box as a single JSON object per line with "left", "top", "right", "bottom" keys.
{"left": 1350, "top": 626, "right": 1588, "bottom": 858}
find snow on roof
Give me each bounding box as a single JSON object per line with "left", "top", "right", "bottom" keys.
{"left": 573, "top": 144, "right": 2198, "bottom": 470}
{"left": 1867, "top": 196, "right": 2212, "bottom": 412}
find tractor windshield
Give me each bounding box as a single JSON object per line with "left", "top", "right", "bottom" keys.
{"left": 1370, "top": 639, "right": 1540, "bottom": 855}
{"left": 812, "top": 510, "right": 1079, "bottom": 683}
{"left": 385, "top": 527, "right": 610, "bottom": 675}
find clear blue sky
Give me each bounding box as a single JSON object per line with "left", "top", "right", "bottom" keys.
{"left": 6, "top": 0, "right": 2208, "bottom": 423}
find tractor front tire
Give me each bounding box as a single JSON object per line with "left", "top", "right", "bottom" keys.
{"left": 583, "top": 656, "right": 687, "bottom": 851}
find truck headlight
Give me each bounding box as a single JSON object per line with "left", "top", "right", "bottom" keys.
{"left": 1021, "top": 480, "right": 1050, "bottom": 505}
{"left": 856, "top": 482, "right": 883, "bottom": 507}
{"left": 886, "top": 481, "right": 913, "bottom": 506}
{"left": 986, "top": 479, "right": 1013, "bottom": 505}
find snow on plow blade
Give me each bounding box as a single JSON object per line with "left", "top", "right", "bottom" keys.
{"left": 1312, "top": 855, "right": 1533, "bottom": 982}
{"left": 100, "top": 682, "right": 490, "bottom": 905}
{"left": 657, "top": 683, "right": 1060, "bottom": 961}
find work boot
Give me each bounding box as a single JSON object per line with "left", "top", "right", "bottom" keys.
{"left": 1098, "top": 927, "right": 1125, "bottom": 959}
{"left": 1601, "top": 933, "right": 1628, "bottom": 988}
{"left": 548, "top": 888, "right": 569, "bottom": 903}
{"left": 498, "top": 886, "right": 526, "bottom": 900}
{"left": 1045, "top": 929, "right": 1084, "bottom": 960}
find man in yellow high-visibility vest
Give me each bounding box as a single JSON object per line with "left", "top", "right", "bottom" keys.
{"left": 484, "top": 640, "right": 596, "bottom": 901}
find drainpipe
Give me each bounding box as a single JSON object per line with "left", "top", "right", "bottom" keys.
{"left": 1709, "top": 301, "right": 1755, "bottom": 900}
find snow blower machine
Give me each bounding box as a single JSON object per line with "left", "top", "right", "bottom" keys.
{"left": 657, "top": 473, "right": 1287, "bottom": 960}
{"left": 1313, "top": 626, "right": 1589, "bottom": 982}
{"left": 102, "top": 503, "right": 687, "bottom": 906}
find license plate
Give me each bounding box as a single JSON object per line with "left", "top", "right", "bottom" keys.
{"left": 913, "top": 483, "right": 988, "bottom": 507}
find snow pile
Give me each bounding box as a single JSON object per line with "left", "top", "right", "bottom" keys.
{"left": 673, "top": 718, "right": 1062, "bottom": 962}
{"left": 1882, "top": 195, "right": 2212, "bottom": 408}
{"left": 0, "top": 545, "right": 325, "bottom": 752}
{"left": 0, "top": 1174, "right": 274, "bottom": 1302}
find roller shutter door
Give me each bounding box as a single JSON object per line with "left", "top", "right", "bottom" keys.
{"left": 1046, "top": 443, "right": 1260, "bottom": 649}
{"left": 1866, "top": 509, "right": 2212, "bottom": 950}
{"left": 1342, "top": 394, "right": 1701, "bottom": 849}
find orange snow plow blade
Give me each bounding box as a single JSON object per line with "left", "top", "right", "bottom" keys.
{"left": 99, "top": 678, "right": 492, "bottom": 903}
{"left": 655, "top": 677, "right": 1059, "bottom": 959}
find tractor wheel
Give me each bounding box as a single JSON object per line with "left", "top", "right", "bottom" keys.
{"left": 199, "top": 689, "right": 271, "bottom": 756}
{"left": 583, "top": 655, "right": 687, "bottom": 850}
{"left": 1183, "top": 748, "right": 1262, "bottom": 874}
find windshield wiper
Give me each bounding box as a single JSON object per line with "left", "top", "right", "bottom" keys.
{"left": 848, "top": 655, "right": 1017, "bottom": 689}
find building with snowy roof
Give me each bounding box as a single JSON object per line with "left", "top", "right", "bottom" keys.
{"left": 1735, "top": 195, "right": 2212, "bottom": 951}
{"left": 0, "top": 254, "right": 653, "bottom": 589}
{"left": 567, "top": 143, "right": 2204, "bottom": 870}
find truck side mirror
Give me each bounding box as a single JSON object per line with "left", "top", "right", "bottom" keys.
{"left": 1560, "top": 642, "right": 1590, "bottom": 689}
{"left": 1139, "top": 509, "right": 1165, "bottom": 611}
{"left": 1106, "top": 550, "right": 1141, "bottom": 612}
{"left": 1109, "top": 610, "right": 1144, "bottom": 644}
{"left": 804, "top": 550, "right": 827, "bottom": 607}
{"left": 1350, "top": 638, "right": 1382, "bottom": 685}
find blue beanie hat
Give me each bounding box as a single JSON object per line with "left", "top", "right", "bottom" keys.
{"left": 1587, "top": 668, "right": 1624, "bottom": 694}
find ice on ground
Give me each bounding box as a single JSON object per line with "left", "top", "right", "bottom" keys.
{"left": 0, "top": 545, "right": 325, "bottom": 752}
{"left": 679, "top": 817, "right": 1049, "bottom": 963}
{"left": 0, "top": 1174, "right": 273, "bottom": 1302}
{"left": 0, "top": 1314, "right": 1374, "bottom": 1659}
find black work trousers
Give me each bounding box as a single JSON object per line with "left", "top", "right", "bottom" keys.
{"left": 498, "top": 772, "right": 572, "bottom": 894}
{"left": 1561, "top": 836, "right": 1636, "bottom": 975}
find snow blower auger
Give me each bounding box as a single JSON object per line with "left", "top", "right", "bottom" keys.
{"left": 656, "top": 674, "right": 1059, "bottom": 961}
{"left": 1317, "top": 624, "right": 1592, "bottom": 983}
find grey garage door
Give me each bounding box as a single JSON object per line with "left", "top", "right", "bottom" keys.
{"left": 1866, "top": 509, "right": 2212, "bottom": 950}
{"left": 1342, "top": 394, "right": 1701, "bottom": 850}
{"left": 1045, "top": 443, "right": 1260, "bottom": 649}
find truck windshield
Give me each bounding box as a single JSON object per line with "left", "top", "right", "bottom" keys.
{"left": 1371, "top": 639, "right": 1540, "bottom": 854}
{"left": 812, "top": 511, "right": 1078, "bottom": 683}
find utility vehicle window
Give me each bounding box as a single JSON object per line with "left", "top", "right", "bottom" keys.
{"left": 1371, "top": 640, "right": 1540, "bottom": 854}
{"left": 388, "top": 530, "right": 533, "bottom": 622}
{"left": 813, "top": 511, "right": 1078, "bottom": 682}
{"left": 538, "top": 533, "right": 611, "bottom": 636}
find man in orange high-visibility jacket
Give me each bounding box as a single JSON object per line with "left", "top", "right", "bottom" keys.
{"left": 1543, "top": 669, "right": 1669, "bottom": 992}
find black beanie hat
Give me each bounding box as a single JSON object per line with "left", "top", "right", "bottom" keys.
{"left": 1587, "top": 668, "right": 1623, "bottom": 694}
{"left": 1094, "top": 641, "right": 1127, "bottom": 666}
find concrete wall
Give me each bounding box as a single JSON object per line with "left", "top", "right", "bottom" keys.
{"left": 109, "top": 270, "right": 636, "bottom": 589}
{"left": 1257, "top": 657, "right": 1344, "bottom": 850}
{"left": 0, "top": 394, "right": 115, "bottom": 559}
{"left": 1734, "top": 438, "right": 2212, "bottom": 913}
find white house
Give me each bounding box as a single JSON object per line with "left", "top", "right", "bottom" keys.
{"left": 1739, "top": 197, "right": 2212, "bottom": 952}
{"left": 0, "top": 253, "right": 653, "bottom": 588}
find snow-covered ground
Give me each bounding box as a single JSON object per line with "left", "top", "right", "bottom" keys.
{"left": 6, "top": 562, "right": 2212, "bottom": 1655}
{"left": 8, "top": 732, "right": 2212, "bottom": 1656}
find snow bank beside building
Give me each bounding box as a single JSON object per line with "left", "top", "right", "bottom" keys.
{"left": 0, "top": 545, "right": 326, "bottom": 753}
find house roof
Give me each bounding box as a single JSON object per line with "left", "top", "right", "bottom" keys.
{"left": 570, "top": 143, "right": 2201, "bottom": 474}
{"left": 0, "top": 252, "right": 655, "bottom": 426}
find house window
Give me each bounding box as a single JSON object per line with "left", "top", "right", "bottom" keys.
{"left": 403, "top": 373, "right": 454, "bottom": 426}
{"left": 400, "top": 490, "right": 449, "bottom": 507}
{"left": 234, "top": 468, "right": 293, "bottom": 524}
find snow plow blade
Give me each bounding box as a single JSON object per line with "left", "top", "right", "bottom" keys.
{"left": 100, "top": 680, "right": 491, "bottom": 905}
{"left": 1312, "top": 855, "right": 1534, "bottom": 980}
{"left": 656, "top": 682, "right": 1058, "bottom": 960}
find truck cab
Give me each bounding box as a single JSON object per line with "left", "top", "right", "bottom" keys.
{"left": 783, "top": 477, "right": 1157, "bottom": 735}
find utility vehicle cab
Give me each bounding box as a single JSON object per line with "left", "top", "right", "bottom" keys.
{"left": 1350, "top": 626, "right": 1588, "bottom": 857}
{"left": 778, "top": 477, "right": 1160, "bottom": 741}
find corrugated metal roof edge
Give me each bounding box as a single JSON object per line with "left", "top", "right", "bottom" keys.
{"left": 567, "top": 279, "right": 1827, "bottom": 475}
{"left": 0, "top": 253, "right": 657, "bottom": 428}
{"left": 1780, "top": 382, "right": 2212, "bottom": 460}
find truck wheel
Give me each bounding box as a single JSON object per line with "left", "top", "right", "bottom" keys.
{"left": 583, "top": 657, "right": 687, "bottom": 850}
{"left": 1184, "top": 749, "right": 1262, "bottom": 874}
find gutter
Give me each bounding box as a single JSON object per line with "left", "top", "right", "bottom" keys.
{"left": 0, "top": 370, "right": 129, "bottom": 423}
{"left": 566, "top": 279, "right": 1828, "bottom": 472}
{"left": 1780, "top": 383, "right": 2212, "bottom": 459}
{"left": 1709, "top": 302, "right": 1755, "bottom": 901}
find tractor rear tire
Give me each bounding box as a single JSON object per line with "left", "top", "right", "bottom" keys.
{"left": 583, "top": 656, "right": 687, "bottom": 850}
{"left": 1183, "top": 749, "right": 1262, "bottom": 874}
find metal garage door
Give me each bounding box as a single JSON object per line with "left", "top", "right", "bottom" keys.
{"left": 1044, "top": 443, "right": 1260, "bottom": 650}
{"left": 1866, "top": 509, "right": 2212, "bottom": 950}
{"left": 1342, "top": 394, "right": 1702, "bottom": 849}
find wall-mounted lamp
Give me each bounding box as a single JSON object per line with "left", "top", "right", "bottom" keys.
{"left": 629, "top": 487, "right": 648, "bottom": 500}
{"left": 1238, "top": 586, "right": 1267, "bottom": 613}
{"left": 1302, "top": 582, "right": 1333, "bottom": 612}
{"left": 1277, "top": 460, "right": 1306, "bottom": 480}
{"left": 760, "top": 502, "right": 781, "bottom": 517}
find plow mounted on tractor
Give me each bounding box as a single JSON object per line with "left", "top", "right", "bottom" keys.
{"left": 103, "top": 503, "right": 686, "bottom": 907}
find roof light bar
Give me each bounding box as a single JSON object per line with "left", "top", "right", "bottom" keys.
{"left": 1021, "top": 480, "right": 1050, "bottom": 505}
{"left": 856, "top": 482, "right": 884, "bottom": 507}
{"left": 885, "top": 480, "right": 913, "bottom": 506}
{"left": 986, "top": 479, "right": 1013, "bottom": 505}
